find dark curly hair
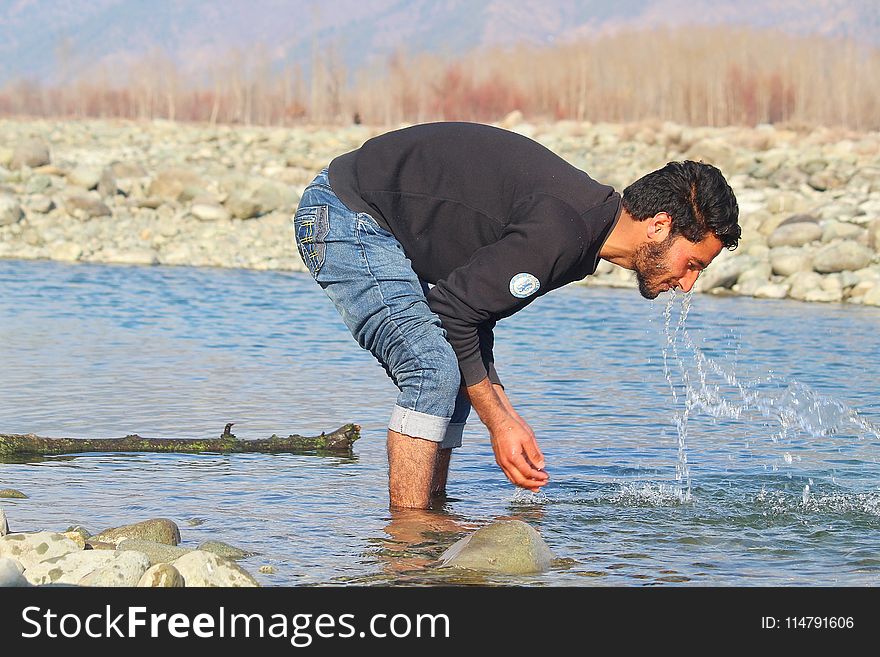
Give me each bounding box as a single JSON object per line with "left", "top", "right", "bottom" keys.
{"left": 622, "top": 160, "right": 740, "bottom": 249}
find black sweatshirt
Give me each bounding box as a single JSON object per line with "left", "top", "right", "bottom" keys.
{"left": 328, "top": 122, "right": 622, "bottom": 388}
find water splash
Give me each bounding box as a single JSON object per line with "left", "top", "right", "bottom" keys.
{"left": 510, "top": 488, "right": 551, "bottom": 505}
{"left": 609, "top": 482, "right": 691, "bottom": 507}
{"left": 659, "top": 290, "right": 880, "bottom": 494}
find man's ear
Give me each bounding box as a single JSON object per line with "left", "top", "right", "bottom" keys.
{"left": 646, "top": 212, "right": 672, "bottom": 242}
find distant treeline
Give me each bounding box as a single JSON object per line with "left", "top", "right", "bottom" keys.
{"left": 1, "top": 25, "right": 878, "bottom": 129}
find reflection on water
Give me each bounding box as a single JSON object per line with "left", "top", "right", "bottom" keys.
{"left": 1, "top": 259, "right": 879, "bottom": 585}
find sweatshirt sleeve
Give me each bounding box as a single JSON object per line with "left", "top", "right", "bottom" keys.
{"left": 426, "top": 194, "right": 586, "bottom": 386}
{"left": 477, "top": 319, "right": 503, "bottom": 388}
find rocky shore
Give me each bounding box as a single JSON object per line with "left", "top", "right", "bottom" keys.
{"left": 0, "top": 513, "right": 263, "bottom": 587}
{"left": 1, "top": 498, "right": 557, "bottom": 586}
{"left": 1, "top": 117, "right": 878, "bottom": 306}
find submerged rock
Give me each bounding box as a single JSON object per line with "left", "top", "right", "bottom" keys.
{"left": 0, "top": 489, "right": 27, "bottom": 499}
{"left": 0, "top": 531, "right": 81, "bottom": 571}
{"left": 438, "top": 520, "right": 556, "bottom": 574}
{"left": 197, "top": 540, "right": 253, "bottom": 560}
{"left": 94, "top": 518, "right": 181, "bottom": 547}
{"left": 171, "top": 551, "right": 260, "bottom": 587}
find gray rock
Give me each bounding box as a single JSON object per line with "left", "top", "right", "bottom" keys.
{"left": 867, "top": 218, "right": 880, "bottom": 251}
{"left": 78, "top": 550, "right": 151, "bottom": 587}
{"left": 438, "top": 520, "right": 556, "bottom": 574}
{"left": 0, "top": 557, "right": 28, "bottom": 587}
{"left": 0, "top": 489, "right": 27, "bottom": 499}
{"left": 863, "top": 284, "right": 880, "bottom": 306}
{"left": 694, "top": 253, "right": 756, "bottom": 291}
{"left": 48, "top": 242, "right": 83, "bottom": 262}
{"left": 118, "top": 539, "right": 191, "bottom": 565}
{"left": 765, "top": 193, "right": 806, "bottom": 215}
{"left": 822, "top": 220, "right": 866, "bottom": 243}
{"left": 684, "top": 138, "right": 737, "bottom": 174}
{"left": 110, "top": 161, "right": 148, "bottom": 179}
{"left": 777, "top": 213, "right": 820, "bottom": 228}
{"left": 733, "top": 263, "right": 772, "bottom": 296}
{"left": 94, "top": 518, "right": 181, "bottom": 547}
{"left": 786, "top": 271, "right": 824, "bottom": 301}
{"left": 171, "top": 551, "right": 260, "bottom": 587}
{"left": 98, "top": 167, "right": 118, "bottom": 197}
{"left": 817, "top": 201, "right": 862, "bottom": 223}
{"left": 67, "top": 165, "right": 102, "bottom": 190}
{"left": 0, "top": 195, "right": 23, "bottom": 226}
{"left": 28, "top": 195, "right": 55, "bottom": 214}
{"left": 25, "top": 550, "right": 119, "bottom": 585}
{"left": 808, "top": 168, "right": 849, "bottom": 191}
{"left": 191, "top": 202, "right": 230, "bottom": 222}
{"left": 24, "top": 174, "right": 52, "bottom": 194}
{"left": 137, "top": 563, "right": 185, "bottom": 587}
{"left": 753, "top": 283, "right": 790, "bottom": 299}
{"left": 770, "top": 247, "right": 814, "bottom": 277}
{"left": 149, "top": 168, "right": 208, "bottom": 202}
{"left": 11, "top": 139, "right": 51, "bottom": 169}
{"left": 98, "top": 248, "right": 160, "bottom": 266}
{"left": 197, "top": 540, "right": 254, "bottom": 560}
{"left": 813, "top": 242, "right": 875, "bottom": 273}
{"left": 0, "top": 532, "right": 82, "bottom": 571}
{"left": 224, "top": 190, "right": 262, "bottom": 219}
{"left": 0, "top": 508, "right": 8, "bottom": 536}
{"left": 64, "top": 194, "right": 111, "bottom": 219}
{"left": 804, "top": 288, "right": 844, "bottom": 303}
{"left": 768, "top": 222, "right": 822, "bottom": 248}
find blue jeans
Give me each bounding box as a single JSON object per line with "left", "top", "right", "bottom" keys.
{"left": 292, "top": 169, "right": 471, "bottom": 448}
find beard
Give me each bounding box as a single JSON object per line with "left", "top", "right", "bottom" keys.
{"left": 633, "top": 236, "right": 675, "bottom": 299}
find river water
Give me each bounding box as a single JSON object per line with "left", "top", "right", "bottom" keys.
{"left": 1, "top": 259, "right": 878, "bottom": 585}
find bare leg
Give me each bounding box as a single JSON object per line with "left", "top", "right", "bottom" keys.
{"left": 387, "top": 429, "right": 439, "bottom": 510}
{"left": 431, "top": 448, "right": 452, "bottom": 497}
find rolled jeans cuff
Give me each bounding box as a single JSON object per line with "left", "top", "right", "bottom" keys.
{"left": 389, "top": 404, "right": 450, "bottom": 443}
{"left": 439, "top": 422, "right": 465, "bottom": 450}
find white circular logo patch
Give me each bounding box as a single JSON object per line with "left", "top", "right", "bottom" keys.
{"left": 509, "top": 272, "right": 540, "bottom": 298}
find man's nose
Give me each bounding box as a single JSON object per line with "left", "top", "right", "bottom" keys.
{"left": 678, "top": 269, "right": 700, "bottom": 292}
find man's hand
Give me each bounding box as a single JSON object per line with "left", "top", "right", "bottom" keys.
{"left": 466, "top": 378, "right": 549, "bottom": 491}
{"left": 488, "top": 417, "right": 548, "bottom": 491}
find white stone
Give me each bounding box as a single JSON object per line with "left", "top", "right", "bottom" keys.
{"left": 191, "top": 203, "right": 231, "bottom": 222}
{"left": 0, "top": 532, "right": 82, "bottom": 571}
{"left": 48, "top": 242, "right": 83, "bottom": 262}
{"left": 0, "top": 195, "right": 23, "bottom": 226}
{"left": 25, "top": 550, "right": 120, "bottom": 585}
{"left": 78, "top": 550, "right": 151, "bottom": 587}
{"left": 768, "top": 222, "right": 823, "bottom": 248}
{"left": 0, "top": 557, "right": 28, "bottom": 587}
{"left": 67, "top": 165, "right": 103, "bottom": 190}
{"left": 753, "top": 283, "right": 790, "bottom": 299}
{"left": 99, "top": 248, "right": 160, "bottom": 266}
{"left": 170, "top": 551, "right": 260, "bottom": 587}
{"left": 813, "top": 241, "right": 875, "bottom": 273}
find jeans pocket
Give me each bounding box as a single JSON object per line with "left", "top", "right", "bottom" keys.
{"left": 293, "top": 204, "right": 330, "bottom": 278}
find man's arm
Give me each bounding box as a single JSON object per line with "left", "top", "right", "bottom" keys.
{"left": 467, "top": 377, "right": 548, "bottom": 491}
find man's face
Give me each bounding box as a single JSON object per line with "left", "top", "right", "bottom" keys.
{"left": 633, "top": 231, "right": 724, "bottom": 299}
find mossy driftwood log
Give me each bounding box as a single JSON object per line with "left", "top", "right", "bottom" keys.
{"left": 0, "top": 424, "right": 360, "bottom": 457}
